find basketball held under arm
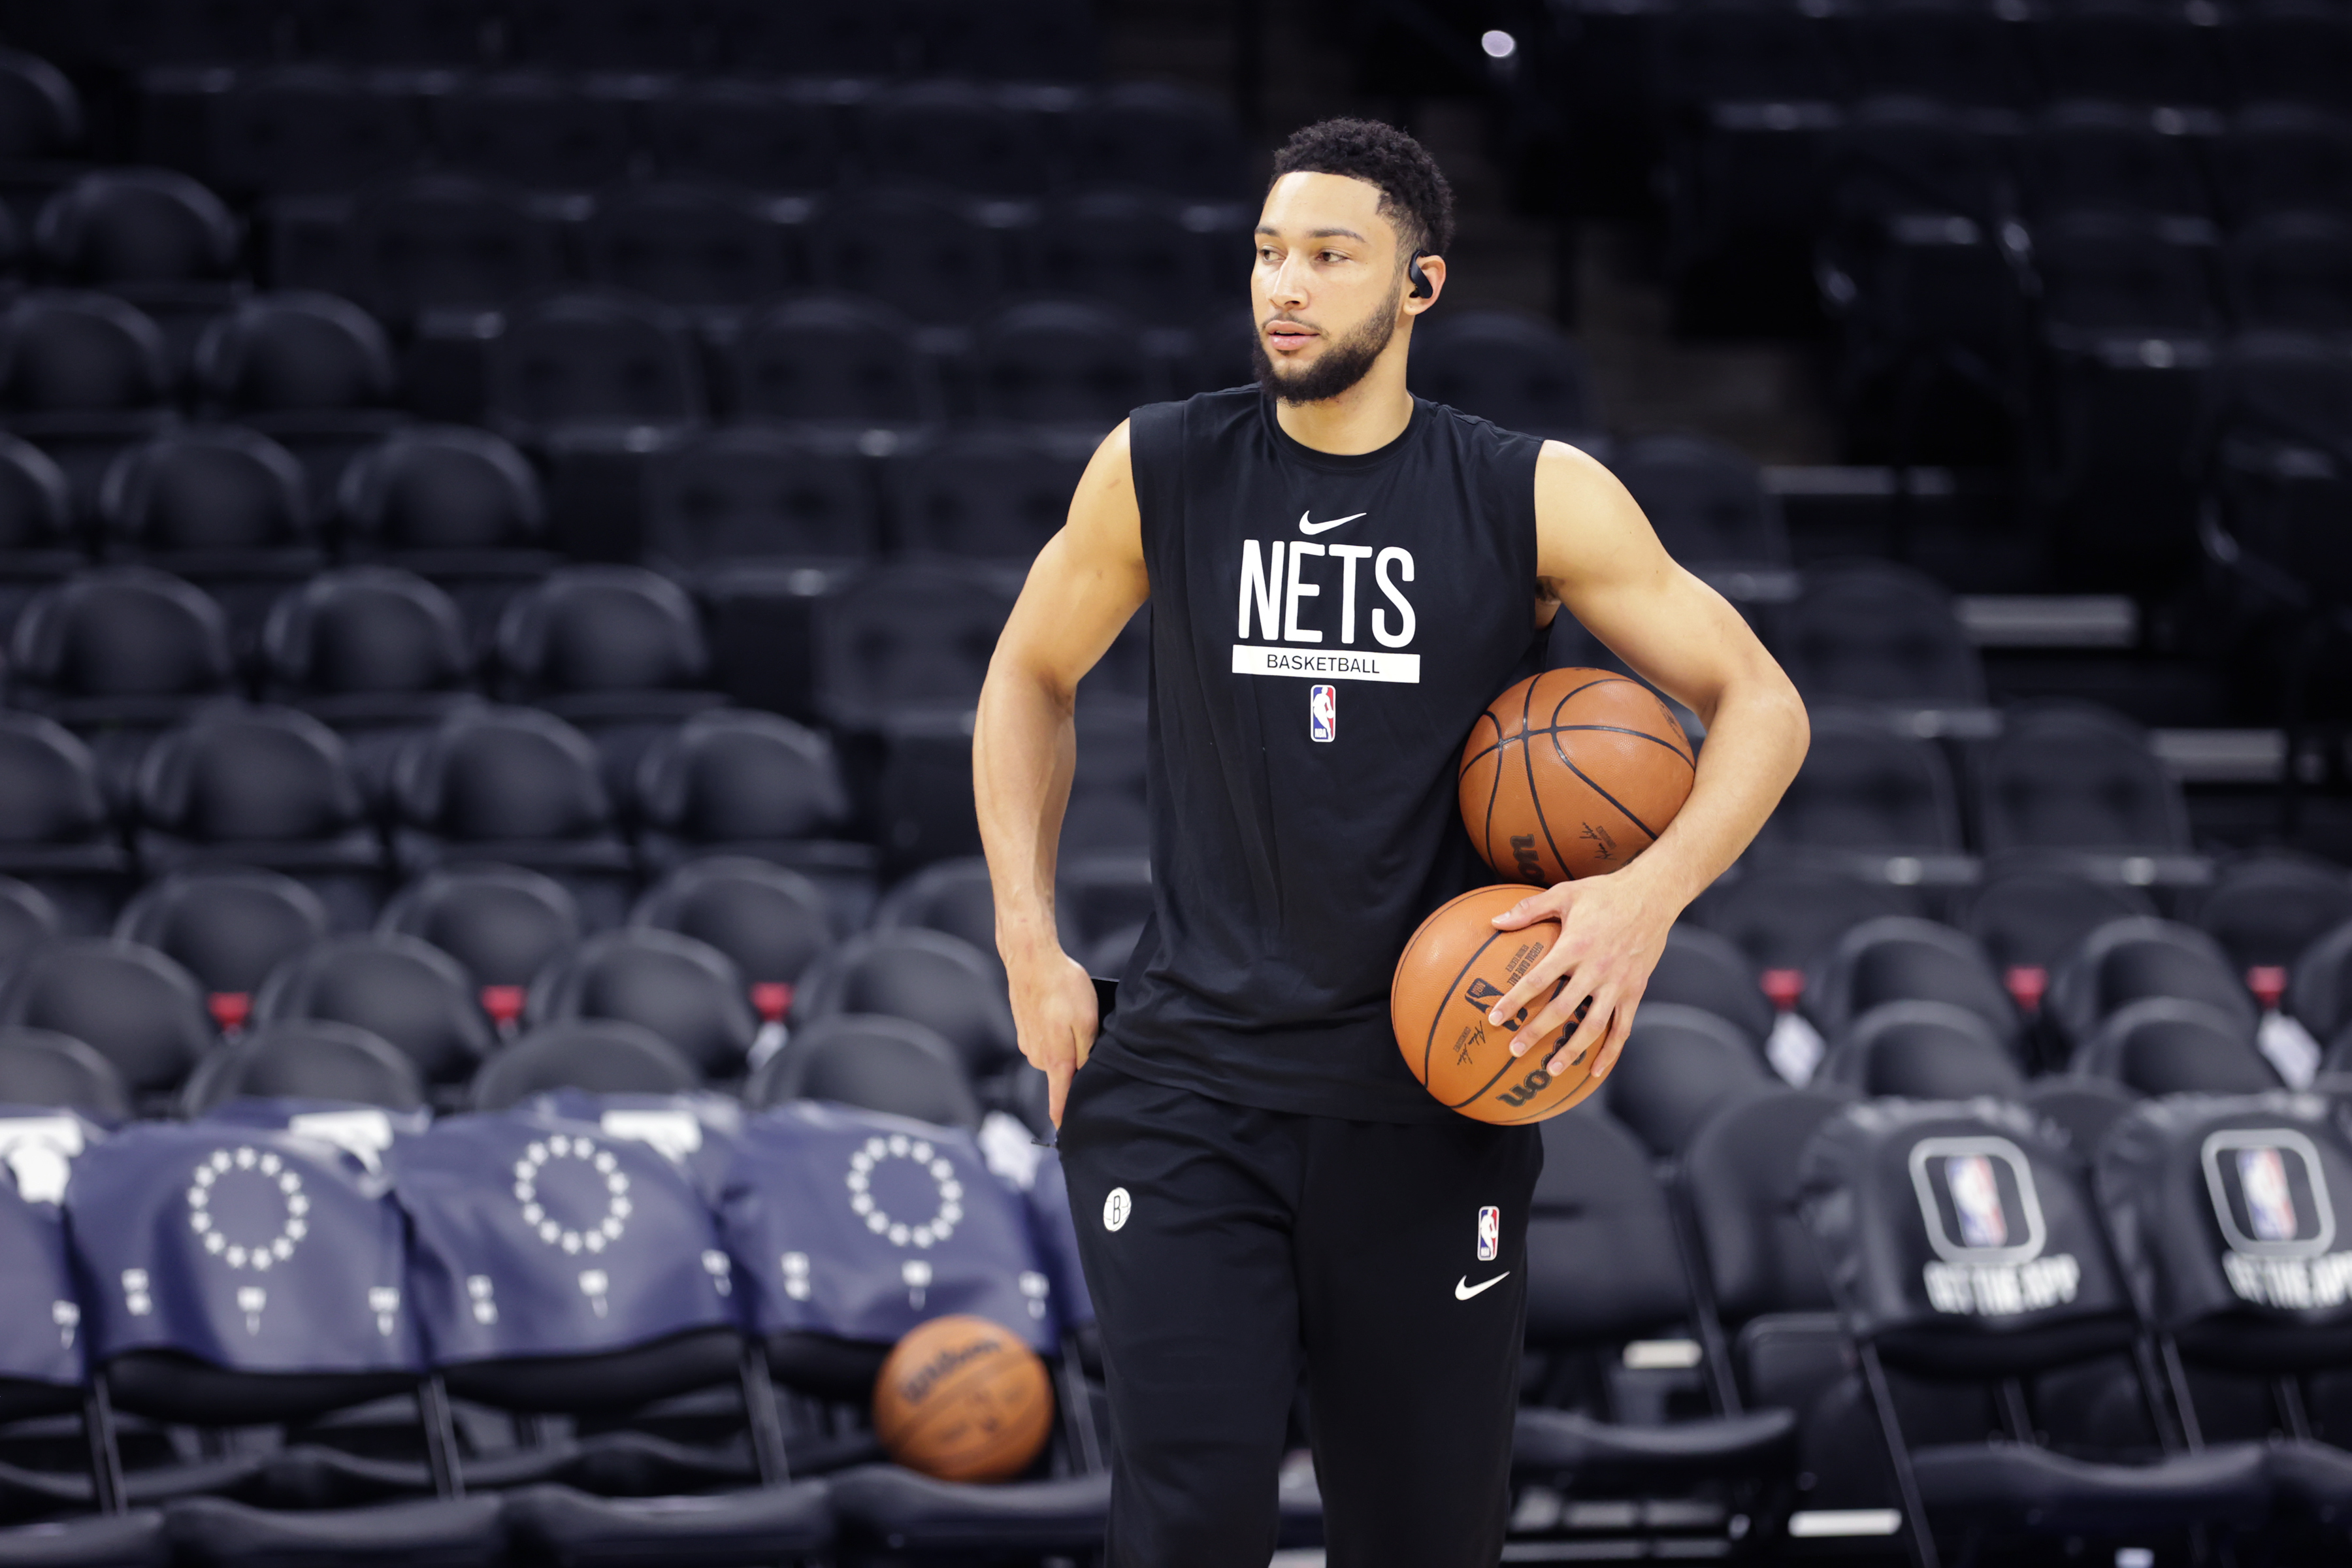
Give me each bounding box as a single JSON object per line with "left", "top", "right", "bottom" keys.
{"left": 973, "top": 420, "right": 1151, "bottom": 1125}
{"left": 1480, "top": 440, "right": 1809, "bottom": 1085}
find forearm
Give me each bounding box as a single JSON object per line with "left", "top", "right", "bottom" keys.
{"left": 973, "top": 659, "right": 1079, "bottom": 966}
{"left": 1621, "top": 671, "right": 1809, "bottom": 910}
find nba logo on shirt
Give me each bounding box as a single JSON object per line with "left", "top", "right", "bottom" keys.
{"left": 1476, "top": 1205, "right": 1499, "bottom": 1262}
{"left": 1309, "top": 684, "right": 1336, "bottom": 742}
{"left": 1947, "top": 1154, "right": 2008, "bottom": 1249}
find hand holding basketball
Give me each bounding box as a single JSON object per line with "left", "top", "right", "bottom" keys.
{"left": 1484, "top": 872, "right": 1679, "bottom": 1082}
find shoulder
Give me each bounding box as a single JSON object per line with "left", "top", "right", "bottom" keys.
{"left": 1130, "top": 387, "right": 1260, "bottom": 463}
{"left": 1416, "top": 399, "right": 1548, "bottom": 467}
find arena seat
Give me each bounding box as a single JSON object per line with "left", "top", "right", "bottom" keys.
{"left": 632, "top": 858, "right": 836, "bottom": 1011}
{"left": 8, "top": 569, "right": 235, "bottom": 756}
{"left": 1068, "top": 83, "right": 1245, "bottom": 197}
{"left": 644, "top": 427, "right": 880, "bottom": 579}
{"left": 115, "top": 867, "right": 329, "bottom": 1017}
{"left": 2286, "top": 918, "right": 2352, "bottom": 1053}
{"left": 860, "top": 82, "right": 1058, "bottom": 200}
{"left": 97, "top": 428, "right": 321, "bottom": 630}
{"left": 1778, "top": 561, "right": 1986, "bottom": 709}
{"left": 330, "top": 175, "right": 568, "bottom": 325}
{"left": 2024, "top": 103, "right": 2214, "bottom": 225}
{"left": 804, "top": 191, "right": 1013, "bottom": 326}
{"left": 1970, "top": 704, "right": 2196, "bottom": 868}
{"left": 0, "top": 713, "right": 131, "bottom": 932}
{"left": 2194, "top": 852, "right": 2352, "bottom": 977}
{"left": 377, "top": 862, "right": 585, "bottom": 1001}
{"left": 0, "top": 875, "right": 59, "bottom": 972}
{"left": 466, "top": 1019, "right": 700, "bottom": 1111}
{"left": 1596, "top": 1004, "right": 1774, "bottom": 1156}
{"left": 432, "top": 74, "right": 638, "bottom": 194}
{"left": 791, "top": 928, "right": 1017, "bottom": 1081}
{"left": 2218, "top": 103, "right": 2352, "bottom": 224}
{"left": 524, "top": 928, "right": 756, "bottom": 1081}
{"left": 257, "top": 567, "right": 476, "bottom": 790}
{"left": 745, "top": 1014, "right": 981, "bottom": 1130}
{"left": 131, "top": 704, "right": 384, "bottom": 925}
{"left": 2227, "top": 212, "right": 2352, "bottom": 333}
{"left": 1612, "top": 433, "right": 1788, "bottom": 582}
{"left": 387, "top": 706, "right": 633, "bottom": 926}
{"left": 1817, "top": 1000, "right": 2027, "bottom": 1098}
{"left": 1750, "top": 708, "right": 1965, "bottom": 871}
{"left": 0, "top": 1024, "right": 129, "bottom": 1117}
{"left": 0, "top": 292, "right": 174, "bottom": 503}
{"left": 719, "top": 296, "right": 943, "bottom": 433}
{"left": 581, "top": 184, "right": 796, "bottom": 319}
{"left": 335, "top": 426, "right": 559, "bottom": 610}
{"left": 253, "top": 933, "right": 495, "bottom": 1090}
{"left": 1960, "top": 864, "right": 2155, "bottom": 977}
{"left": 972, "top": 299, "right": 1175, "bottom": 428}
{"left": 2034, "top": 3, "right": 2221, "bottom": 108}
{"left": 1646, "top": 924, "right": 1774, "bottom": 1047}
{"left": 1031, "top": 192, "right": 1225, "bottom": 326}
{"left": 889, "top": 427, "right": 1097, "bottom": 563}
{"left": 1409, "top": 309, "right": 1597, "bottom": 442}
{"left": 178, "top": 1017, "right": 427, "bottom": 1115}
{"left": 815, "top": 561, "right": 1016, "bottom": 727}
{"left": 1690, "top": 862, "right": 1921, "bottom": 976}
{"left": 190, "top": 292, "right": 406, "bottom": 494}
{"left": 493, "top": 566, "right": 723, "bottom": 727}
{"left": 188, "top": 67, "right": 433, "bottom": 198}
{"left": 643, "top": 82, "right": 840, "bottom": 193}
{"left": 1803, "top": 916, "right": 2018, "bottom": 1047}
{"left": 1800, "top": 1100, "right": 2270, "bottom": 1560}
{"left": 2072, "top": 998, "right": 2281, "bottom": 1096}
{"left": 483, "top": 290, "right": 705, "bottom": 448}
{"left": 0, "top": 938, "right": 210, "bottom": 1102}
{"left": 32, "top": 168, "right": 237, "bottom": 291}
{"left": 0, "top": 431, "right": 82, "bottom": 587}
{"left": 0, "top": 48, "right": 84, "bottom": 161}
{"left": 1514, "top": 1107, "right": 1797, "bottom": 1516}
{"left": 2046, "top": 916, "right": 2257, "bottom": 1066}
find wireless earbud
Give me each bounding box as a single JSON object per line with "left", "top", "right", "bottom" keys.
{"left": 1408, "top": 257, "right": 1435, "bottom": 300}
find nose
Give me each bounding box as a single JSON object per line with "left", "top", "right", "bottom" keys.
{"left": 1264, "top": 250, "right": 1308, "bottom": 312}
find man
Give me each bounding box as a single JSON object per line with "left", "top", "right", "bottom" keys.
{"left": 973, "top": 118, "right": 1808, "bottom": 1565}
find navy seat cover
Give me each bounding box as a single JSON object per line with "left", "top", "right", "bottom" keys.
{"left": 67, "top": 1122, "right": 419, "bottom": 1375}
{"left": 0, "top": 1109, "right": 99, "bottom": 1389}
{"left": 720, "top": 1102, "right": 1057, "bottom": 1352}
{"left": 393, "top": 1106, "right": 740, "bottom": 1367}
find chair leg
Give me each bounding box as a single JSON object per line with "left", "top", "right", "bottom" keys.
{"left": 1858, "top": 1343, "right": 1942, "bottom": 1568}
{"left": 740, "top": 1341, "right": 791, "bottom": 1486}
{"left": 417, "top": 1375, "right": 463, "bottom": 1498}
{"left": 80, "top": 1382, "right": 124, "bottom": 1516}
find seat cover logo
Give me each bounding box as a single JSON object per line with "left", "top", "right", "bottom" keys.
{"left": 1908, "top": 1135, "right": 2080, "bottom": 1316}
{"left": 2201, "top": 1127, "right": 2352, "bottom": 1309}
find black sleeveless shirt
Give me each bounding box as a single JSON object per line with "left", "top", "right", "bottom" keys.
{"left": 1090, "top": 388, "right": 1547, "bottom": 1123}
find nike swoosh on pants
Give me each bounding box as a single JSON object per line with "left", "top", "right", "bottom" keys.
{"left": 1455, "top": 1272, "right": 1509, "bottom": 1300}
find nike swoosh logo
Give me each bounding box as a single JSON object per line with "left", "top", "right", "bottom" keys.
{"left": 1298, "top": 510, "right": 1366, "bottom": 535}
{"left": 1456, "top": 1272, "right": 1510, "bottom": 1301}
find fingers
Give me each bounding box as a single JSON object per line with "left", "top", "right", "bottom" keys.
{"left": 1516, "top": 984, "right": 1592, "bottom": 1058}
{"left": 1488, "top": 926, "right": 1582, "bottom": 1028}
{"left": 1489, "top": 883, "right": 1569, "bottom": 932}
{"left": 1584, "top": 1004, "right": 1639, "bottom": 1083}
{"left": 1047, "top": 1058, "right": 1074, "bottom": 1128}
{"left": 1544, "top": 990, "right": 1612, "bottom": 1076}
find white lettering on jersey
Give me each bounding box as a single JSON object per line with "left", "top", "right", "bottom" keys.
{"left": 1284, "top": 542, "right": 1324, "bottom": 642}
{"left": 1231, "top": 645, "right": 1421, "bottom": 682}
{"left": 1329, "top": 544, "right": 1372, "bottom": 644}
{"left": 1373, "top": 547, "right": 1416, "bottom": 648}
{"left": 1239, "top": 539, "right": 1284, "bottom": 642}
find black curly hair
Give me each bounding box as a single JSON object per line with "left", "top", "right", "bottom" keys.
{"left": 1268, "top": 117, "right": 1455, "bottom": 263}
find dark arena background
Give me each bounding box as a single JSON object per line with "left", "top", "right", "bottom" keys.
{"left": 0, "top": 0, "right": 2345, "bottom": 1564}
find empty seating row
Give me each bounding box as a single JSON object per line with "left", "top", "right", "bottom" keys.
{"left": 133, "top": 73, "right": 1242, "bottom": 201}
{"left": 18, "top": 0, "right": 1103, "bottom": 80}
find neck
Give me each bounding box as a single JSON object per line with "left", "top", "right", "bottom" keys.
{"left": 1270, "top": 329, "right": 1416, "bottom": 455}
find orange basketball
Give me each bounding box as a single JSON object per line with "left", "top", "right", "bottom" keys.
{"left": 1391, "top": 885, "right": 1606, "bottom": 1124}
{"left": 872, "top": 1315, "right": 1054, "bottom": 1482}
{"left": 1460, "top": 668, "right": 1696, "bottom": 885}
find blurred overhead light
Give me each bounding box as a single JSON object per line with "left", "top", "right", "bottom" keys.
{"left": 1480, "top": 29, "right": 1518, "bottom": 58}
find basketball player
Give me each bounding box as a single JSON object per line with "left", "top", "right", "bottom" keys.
{"left": 973, "top": 119, "right": 1808, "bottom": 1565}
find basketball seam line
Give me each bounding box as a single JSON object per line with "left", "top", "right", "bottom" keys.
{"left": 1420, "top": 906, "right": 1512, "bottom": 1092}
{"left": 1524, "top": 679, "right": 1574, "bottom": 881}
{"left": 1546, "top": 729, "right": 1663, "bottom": 844}
{"left": 1524, "top": 722, "right": 1695, "bottom": 768}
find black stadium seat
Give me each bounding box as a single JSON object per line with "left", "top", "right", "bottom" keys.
{"left": 1778, "top": 561, "right": 1986, "bottom": 709}
{"left": 0, "top": 875, "right": 59, "bottom": 972}
{"left": 96, "top": 427, "right": 323, "bottom": 627}
{"left": 2025, "top": 103, "right": 2213, "bottom": 225}
{"left": 1409, "top": 310, "right": 1598, "bottom": 442}
{"left": 889, "top": 428, "right": 1094, "bottom": 562}
{"left": 253, "top": 932, "right": 496, "bottom": 1088}
{"left": 494, "top": 566, "right": 723, "bottom": 727}
{"left": 191, "top": 67, "right": 433, "bottom": 198}
{"left": 336, "top": 426, "right": 559, "bottom": 607}
{"left": 1818, "top": 999, "right": 2027, "bottom": 1098}
{"left": 257, "top": 567, "right": 476, "bottom": 786}
{"left": 1971, "top": 704, "right": 2193, "bottom": 865}
{"left": 0, "top": 431, "right": 80, "bottom": 585}
{"left": 792, "top": 927, "right": 1017, "bottom": 1081}
{"left": 191, "top": 292, "right": 407, "bottom": 493}
{"left": 644, "top": 82, "right": 840, "bottom": 193}
{"left": 816, "top": 561, "right": 1017, "bottom": 727}
{"left": 1068, "top": 84, "right": 1246, "bottom": 199}
{"left": 1514, "top": 1109, "right": 1797, "bottom": 1512}
{"left": 0, "top": 291, "right": 176, "bottom": 504}
{"left": 387, "top": 706, "right": 634, "bottom": 925}
{"left": 1647, "top": 924, "right": 1774, "bottom": 1047}
{"left": 2194, "top": 853, "right": 2352, "bottom": 979}
{"left": 722, "top": 295, "right": 944, "bottom": 432}
{"left": 860, "top": 82, "right": 1058, "bottom": 200}
{"left": 747, "top": 1013, "right": 982, "bottom": 1129}
{"left": 1610, "top": 434, "right": 1789, "bottom": 584}
{"left": 2072, "top": 997, "right": 2281, "bottom": 1095}
{"left": 2045, "top": 916, "right": 2258, "bottom": 1067}
{"left": 114, "top": 866, "right": 330, "bottom": 1014}
{"left": 0, "top": 937, "right": 212, "bottom": 1099}
{"left": 973, "top": 300, "right": 1174, "bottom": 428}
{"left": 32, "top": 168, "right": 238, "bottom": 292}
{"left": 1598, "top": 1004, "right": 1774, "bottom": 1155}
{"left": 177, "top": 1017, "right": 427, "bottom": 1115}
{"left": 1961, "top": 864, "right": 2156, "bottom": 978}
{"left": 378, "top": 862, "right": 584, "bottom": 1004}
{"left": 1691, "top": 862, "right": 1921, "bottom": 977}
{"left": 1803, "top": 916, "right": 2019, "bottom": 1047}
{"left": 644, "top": 427, "right": 880, "bottom": 578}
{"left": 331, "top": 174, "right": 568, "bottom": 325}
{"left": 1031, "top": 192, "right": 1224, "bottom": 326}
{"left": 433, "top": 74, "right": 638, "bottom": 194}
{"left": 1750, "top": 708, "right": 1965, "bottom": 867}
{"left": 0, "top": 711, "right": 132, "bottom": 932}
{"left": 0, "top": 48, "right": 84, "bottom": 161}
{"left": 804, "top": 191, "right": 1012, "bottom": 327}
{"left": 485, "top": 290, "right": 705, "bottom": 447}
{"left": 0, "top": 1024, "right": 129, "bottom": 1118}
{"left": 467, "top": 1017, "right": 700, "bottom": 1109}
{"left": 129, "top": 704, "right": 384, "bottom": 925}
{"left": 871, "top": 858, "right": 1002, "bottom": 961}
{"left": 2217, "top": 103, "right": 2352, "bottom": 225}
{"left": 7, "top": 568, "right": 237, "bottom": 780}
{"left": 525, "top": 928, "right": 757, "bottom": 1081}
{"left": 2226, "top": 212, "right": 2352, "bottom": 334}
{"left": 578, "top": 184, "right": 796, "bottom": 316}
{"left": 1799, "top": 1100, "right": 2270, "bottom": 1564}
{"left": 632, "top": 858, "right": 836, "bottom": 1008}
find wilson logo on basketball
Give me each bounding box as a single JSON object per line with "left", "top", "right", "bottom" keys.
{"left": 1497, "top": 1067, "right": 1552, "bottom": 1107}
{"left": 1509, "top": 834, "right": 1544, "bottom": 881}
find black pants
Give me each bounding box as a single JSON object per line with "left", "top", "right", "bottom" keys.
{"left": 1058, "top": 1059, "right": 1543, "bottom": 1568}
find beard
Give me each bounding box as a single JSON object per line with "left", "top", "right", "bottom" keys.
{"left": 1250, "top": 284, "right": 1403, "bottom": 405}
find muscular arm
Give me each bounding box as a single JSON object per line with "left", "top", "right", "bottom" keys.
{"left": 1486, "top": 440, "right": 1810, "bottom": 1081}
{"left": 973, "top": 421, "right": 1151, "bottom": 1125}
